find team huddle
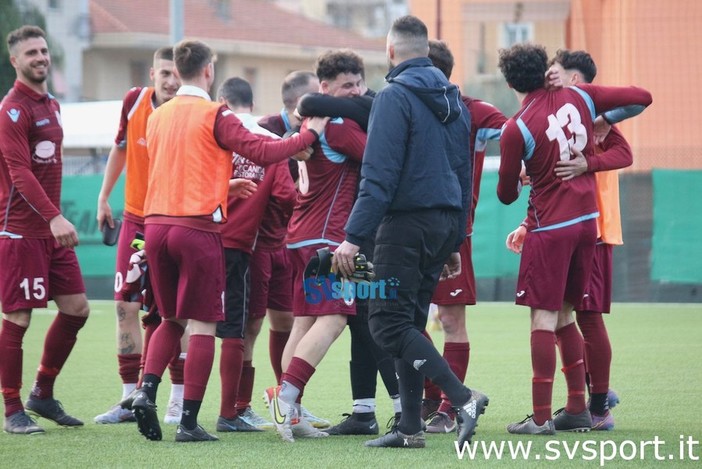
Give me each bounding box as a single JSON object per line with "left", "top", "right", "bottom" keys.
{"left": 0, "top": 14, "right": 651, "bottom": 449}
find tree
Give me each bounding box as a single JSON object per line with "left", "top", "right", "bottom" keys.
{"left": 0, "top": 0, "right": 22, "bottom": 95}
{"left": 0, "top": 0, "right": 64, "bottom": 96}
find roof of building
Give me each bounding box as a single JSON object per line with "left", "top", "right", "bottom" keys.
{"left": 90, "top": 0, "right": 385, "bottom": 52}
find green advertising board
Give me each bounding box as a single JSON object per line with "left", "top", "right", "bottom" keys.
{"left": 651, "top": 169, "right": 702, "bottom": 284}
{"left": 61, "top": 175, "right": 123, "bottom": 277}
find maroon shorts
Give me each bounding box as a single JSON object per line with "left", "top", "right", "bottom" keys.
{"left": 576, "top": 242, "right": 613, "bottom": 314}
{"left": 0, "top": 238, "right": 85, "bottom": 313}
{"left": 144, "top": 224, "right": 225, "bottom": 322}
{"left": 289, "top": 244, "right": 356, "bottom": 317}
{"left": 113, "top": 215, "right": 145, "bottom": 301}
{"left": 431, "top": 237, "right": 476, "bottom": 306}
{"left": 515, "top": 220, "right": 597, "bottom": 311}
{"left": 249, "top": 246, "right": 294, "bottom": 320}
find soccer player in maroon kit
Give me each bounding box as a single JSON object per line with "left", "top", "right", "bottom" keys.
{"left": 422, "top": 39, "right": 507, "bottom": 433}
{"left": 506, "top": 49, "right": 638, "bottom": 431}
{"left": 264, "top": 49, "right": 368, "bottom": 443}
{"left": 496, "top": 43, "right": 651, "bottom": 434}
{"left": 214, "top": 76, "right": 301, "bottom": 433}
{"left": 253, "top": 71, "right": 331, "bottom": 429}
{"left": 129, "top": 39, "right": 327, "bottom": 442}
{"left": 94, "top": 46, "right": 187, "bottom": 426}
{"left": 0, "top": 26, "right": 89, "bottom": 434}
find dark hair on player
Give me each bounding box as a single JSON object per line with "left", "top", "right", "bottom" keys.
{"left": 428, "top": 39, "right": 454, "bottom": 80}
{"left": 498, "top": 43, "right": 549, "bottom": 93}
{"left": 315, "top": 49, "right": 365, "bottom": 82}
{"left": 389, "top": 15, "right": 429, "bottom": 59}
{"left": 550, "top": 49, "right": 597, "bottom": 84}
{"left": 218, "top": 77, "right": 253, "bottom": 108}
{"left": 173, "top": 40, "right": 214, "bottom": 80}
{"left": 282, "top": 71, "right": 317, "bottom": 110}
{"left": 7, "top": 25, "right": 46, "bottom": 52}
{"left": 154, "top": 46, "right": 174, "bottom": 63}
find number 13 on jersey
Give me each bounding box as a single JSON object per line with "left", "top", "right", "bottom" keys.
{"left": 546, "top": 103, "right": 588, "bottom": 161}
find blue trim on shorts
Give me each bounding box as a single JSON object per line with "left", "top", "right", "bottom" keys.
{"left": 532, "top": 212, "right": 600, "bottom": 232}
{"left": 287, "top": 238, "right": 341, "bottom": 249}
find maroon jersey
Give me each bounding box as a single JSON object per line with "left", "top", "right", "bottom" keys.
{"left": 221, "top": 154, "right": 296, "bottom": 253}
{"left": 464, "top": 97, "right": 507, "bottom": 234}
{"left": 254, "top": 175, "right": 297, "bottom": 251}
{"left": 286, "top": 117, "right": 366, "bottom": 247}
{"left": 0, "top": 81, "right": 63, "bottom": 238}
{"left": 256, "top": 111, "right": 298, "bottom": 250}
{"left": 258, "top": 111, "right": 290, "bottom": 137}
{"left": 498, "top": 84, "right": 651, "bottom": 230}
{"left": 221, "top": 114, "right": 296, "bottom": 253}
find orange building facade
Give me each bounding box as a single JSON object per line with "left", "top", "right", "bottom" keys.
{"left": 409, "top": 0, "right": 701, "bottom": 171}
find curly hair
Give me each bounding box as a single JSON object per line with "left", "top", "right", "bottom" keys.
{"left": 498, "top": 43, "right": 548, "bottom": 93}
{"left": 550, "top": 49, "right": 597, "bottom": 84}
{"left": 314, "top": 49, "right": 365, "bottom": 82}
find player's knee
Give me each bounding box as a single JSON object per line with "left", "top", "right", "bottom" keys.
{"left": 115, "top": 300, "right": 140, "bottom": 321}
{"left": 67, "top": 299, "right": 90, "bottom": 318}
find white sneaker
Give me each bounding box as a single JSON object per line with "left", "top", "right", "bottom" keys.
{"left": 94, "top": 404, "right": 135, "bottom": 424}
{"left": 264, "top": 386, "right": 298, "bottom": 443}
{"left": 292, "top": 418, "right": 329, "bottom": 438}
{"left": 163, "top": 399, "right": 182, "bottom": 425}
{"left": 238, "top": 407, "right": 274, "bottom": 429}
{"left": 300, "top": 405, "right": 330, "bottom": 429}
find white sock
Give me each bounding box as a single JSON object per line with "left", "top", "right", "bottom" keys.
{"left": 122, "top": 383, "right": 137, "bottom": 400}
{"left": 352, "top": 398, "right": 375, "bottom": 414}
{"left": 169, "top": 384, "right": 184, "bottom": 403}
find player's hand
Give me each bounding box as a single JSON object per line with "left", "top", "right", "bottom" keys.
{"left": 332, "top": 240, "right": 360, "bottom": 279}
{"left": 229, "top": 178, "right": 257, "bottom": 199}
{"left": 593, "top": 115, "right": 612, "bottom": 145}
{"left": 505, "top": 225, "right": 527, "bottom": 254}
{"left": 554, "top": 147, "right": 588, "bottom": 181}
{"left": 50, "top": 215, "right": 79, "bottom": 248}
{"left": 291, "top": 146, "right": 313, "bottom": 161}
{"left": 545, "top": 67, "right": 564, "bottom": 91}
{"left": 519, "top": 166, "right": 531, "bottom": 186}
{"left": 440, "top": 252, "right": 461, "bottom": 281}
{"left": 305, "top": 116, "right": 330, "bottom": 136}
{"left": 96, "top": 199, "right": 113, "bottom": 232}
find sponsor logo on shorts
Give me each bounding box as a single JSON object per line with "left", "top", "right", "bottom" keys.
{"left": 516, "top": 290, "right": 526, "bottom": 298}
{"left": 450, "top": 288, "right": 463, "bottom": 297}
{"left": 304, "top": 274, "right": 399, "bottom": 305}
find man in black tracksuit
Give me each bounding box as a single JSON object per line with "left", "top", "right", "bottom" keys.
{"left": 333, "top": 15, "right": 489, "bottom": 449}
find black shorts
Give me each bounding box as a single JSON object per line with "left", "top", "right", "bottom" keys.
{"left": 216, "top": 248, "right": 250, "bottom": 339}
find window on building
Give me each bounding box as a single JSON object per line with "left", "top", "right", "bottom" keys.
{"left": 48, "top": 0, "right": 61, "bottom": 9}
{"left": 501, "top": 22, "right": 533, "bottom": 47}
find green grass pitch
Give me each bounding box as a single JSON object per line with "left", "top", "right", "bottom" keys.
{"left": 2, "top": 301, "right": 701, "bottom": 468}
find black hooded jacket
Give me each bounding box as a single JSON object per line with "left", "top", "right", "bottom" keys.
{"left": 345, "top": 57, "right": 472, "bottom": 250}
